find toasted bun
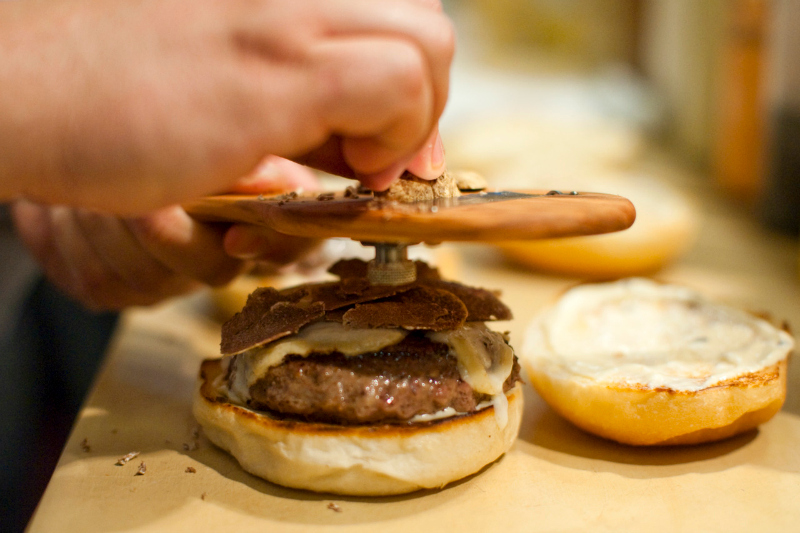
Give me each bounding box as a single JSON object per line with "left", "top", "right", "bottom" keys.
{"left": 523, "top": 279, "right": 794, "bottom": 446}
{"left": 193, "top": 358, "right": 522, "bottom": 495}
{"left": 497, "top": 177, "right": 697, "bottom": 278}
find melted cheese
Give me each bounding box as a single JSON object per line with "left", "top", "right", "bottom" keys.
{"left": 524, "top": 278, "right": 794, "bottom": 391}
{"left": 430, "top": 323, "right": 514, "bottom": 428}
{"left": 225, "top": 321, "right": 516, "bottom": 427}
{"left": 227, "top": 322, "right": 408, "bottom": 402}
{"left": 247, "top": 322, "right": 407, "bottom": 387}
{"left": 429, "top": 323, "right": 513, "bottom": 397}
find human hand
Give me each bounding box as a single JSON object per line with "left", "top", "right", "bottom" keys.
{"left": 10, "top": 157, "right": 320, "bottom": 310}
{"left": 0, "top": 0, "right": 454, "bottom": 214}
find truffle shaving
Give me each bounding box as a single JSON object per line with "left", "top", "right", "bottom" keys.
{"left": 221, "top": 260, "right": 511, "bottom": 354}
{"left": 425, "top": 280, "right": 513, "bottom": 321}
{"left": 221, "top": 287, "right": 324, "bottom": 355}
{"left": 293, "top": 279, "right": 414, "bottom": 311}
{"left": 343, "top": 287, "right": 467, "bottom": 331}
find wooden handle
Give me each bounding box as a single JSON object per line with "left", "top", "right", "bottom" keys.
{"left": 184, "top": 190, "right": 636, "bottom": 243}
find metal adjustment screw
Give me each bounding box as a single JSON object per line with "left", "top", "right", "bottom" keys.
{"left": 364, "top": 242, "right": 417, "bottom": 286}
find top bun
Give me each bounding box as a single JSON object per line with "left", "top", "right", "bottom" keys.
{"left": 523, "top": 279, "right": 794, "bottom": 445}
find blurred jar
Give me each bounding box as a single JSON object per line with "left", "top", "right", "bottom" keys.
{"left": 466, "top": 0, "right": 642, "bottom": 68}
{"left": 760, "top": 0, "right": 800, "bottom": 235}
{"left": 712, "top": 0, "right": 769, "bottom": 203}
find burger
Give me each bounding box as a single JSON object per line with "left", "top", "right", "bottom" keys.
{"left": 193, "top": 258, "right": 522, "bottom": 495}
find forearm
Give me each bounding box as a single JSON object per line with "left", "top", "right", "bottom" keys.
{"left": 0, "top": 0, "right": 69, "bottom": 203}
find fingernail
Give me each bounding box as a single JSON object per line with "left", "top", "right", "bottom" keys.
{"left": 431, "top": 132, "right": 445, "bottom": 170}
{"left": 406, "top": 129, "right": 445, "bottom": 180}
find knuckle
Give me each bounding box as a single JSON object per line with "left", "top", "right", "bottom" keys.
{"left": 386, "top": 42, "right": 428, "bottom": 104}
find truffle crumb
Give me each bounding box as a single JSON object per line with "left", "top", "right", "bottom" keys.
{"left": 135, "top": 462, "right": 146, "bottom": 476}
{"left": 111, "top": 428, "right": 118, "bottom": 434}
{"left": 379, "top": 171, "right": 460, "bottom": 203}
{"left": 201, "top": 492, "right": 207, "bottom": 501}
{"left": 316, "top": 192, "right": 335, "bottom": 201}
{"left": 451, "top": 169, "right": 487, "bottom": 191}
{"left": 344, "top": 186, "right": 359, "bottom": 198}
{"left": 185, "top": 466, "right": 197, "bottom": 474}
{"left": 80, "top": 438, "right": 91, "bottom": 453}
{"left": 277, "top": 191, "right": 299, "bottom": 205}
{"left": 327, "top": 502, "right": 342, "bottom": 513}
{"left": 116, "top": 451, "right": 140, "bottom": 466}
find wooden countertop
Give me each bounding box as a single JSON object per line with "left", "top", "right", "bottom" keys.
{"left": 28, "top": 173, "right": 800, "bottom": 532}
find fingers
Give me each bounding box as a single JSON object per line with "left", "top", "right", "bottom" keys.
{"left": 316, "top": 0, "right": 454, "bottom": 122}
{"left": 224, "top": 156, "right": 321, "bottom": 261}
{"left": 126, "top": 206, "right": 246, "bottom": 287}
{"left": 309, "top": 37, "right": 433, "bottom": 178}
{"left": 231, "top": 155, "right": 320, "bottom": 194}
{"left": 243, "top": 0, "right": 453, "bottom": 185}
{"left": 11, "top": 200, "right": 200, "bottom": 310}
{"left": 224, "top": 225, "right": 319, "bottom": 263}
{"left": 12, "top": 200, "right": 253, "bottom": 310}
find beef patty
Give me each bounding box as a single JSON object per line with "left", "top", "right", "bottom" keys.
{"left": 243, "top": 334, "right": 521, "bottom": 425}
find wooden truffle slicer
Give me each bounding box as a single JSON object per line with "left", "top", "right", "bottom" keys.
{"left": 184, "top": 187, "right": 636, "bottom": 285}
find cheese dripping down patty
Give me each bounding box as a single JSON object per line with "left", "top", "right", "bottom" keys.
{"left": 524, "top": 278, "right": 795, "bottom": 392}
{"left": 223, "top": 321, "right": 515, "bottom": 426}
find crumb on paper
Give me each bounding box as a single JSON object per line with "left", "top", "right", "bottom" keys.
{"left": 185, "top": 467, "right": 196, "bottom": 474}
{"left": 111, "top": 428, "right": 118, "bottom": 434}
{"left": 201, "top": 492, "right": 207, "bottom": 501}
{"left": 317, "top": 192, "right": 335, "bottom": 201}
{"left": 327, "top": 503, "right": 342, "bottom": 513}
{"left": 135, "top": 462, "right": 146, "bottom": 476}
{"left": 115, "top": 451, "right": 140, "bottom": 466}
{"left": 80, "top": 438, "right": 91, "bottom": 453}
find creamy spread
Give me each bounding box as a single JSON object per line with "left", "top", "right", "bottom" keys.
{"left": 225, "top": 321, "right": 515, "bottom": 426}
{"left": 524, "top": 278, "right": 794, "bottom": 391}
{"left": 406, "top": 393, "right": 511, "bottom": 427}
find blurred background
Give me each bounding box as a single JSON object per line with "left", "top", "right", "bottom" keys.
{"left": 434, "top": 0, "right": 800, "bottom": 264}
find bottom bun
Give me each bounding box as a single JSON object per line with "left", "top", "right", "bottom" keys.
{"left": 193, "top": 358, "right": 523, "bottom": 495}
{"left": 526, "top": 359, "right": 786, "bottom": 446}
